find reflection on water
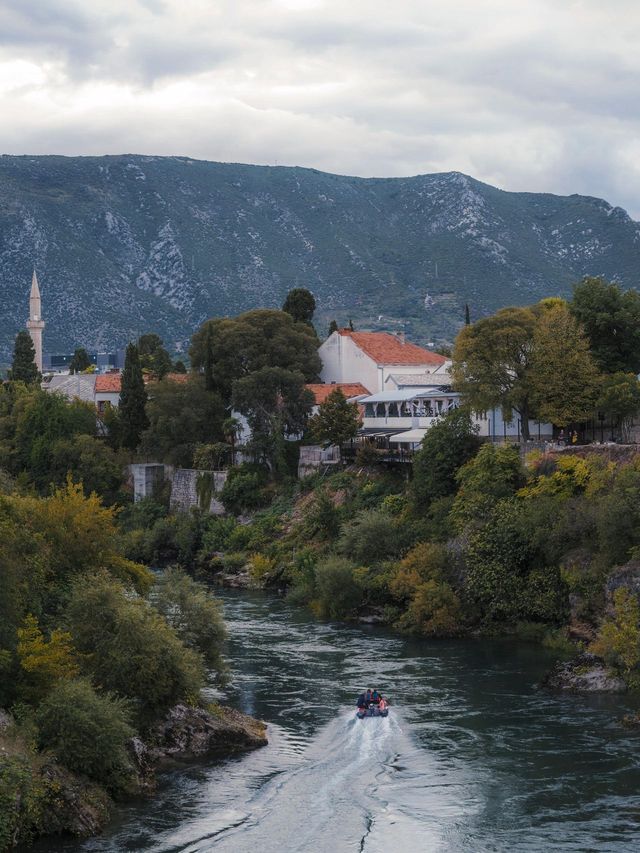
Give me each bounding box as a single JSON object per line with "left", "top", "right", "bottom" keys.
{"left": 38, "top": 590, "right": 640, "bottom": 852}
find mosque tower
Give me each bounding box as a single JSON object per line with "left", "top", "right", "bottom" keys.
{"left": 26, "top": 270, "right": 45, "bottom": 372}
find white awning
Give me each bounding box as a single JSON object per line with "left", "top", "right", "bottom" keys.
{"left": 389, "top": 428, "right": 429, "bottom": 444}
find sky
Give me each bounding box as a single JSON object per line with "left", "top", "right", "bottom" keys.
{"left": 1, "top": 0, "right": 640, "bottom": 216}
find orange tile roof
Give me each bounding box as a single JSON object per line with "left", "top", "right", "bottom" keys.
{"left": 338, "top": 330, "right": 447, "bottom": 366}
{"left": 166, "top": 372, "right": 190, "bottom": 383}
{"left": 306, "top": 383, "right": 370, "bottom": 404}
{"left": 95, "top": 374, "right": 121, "bottom": 393}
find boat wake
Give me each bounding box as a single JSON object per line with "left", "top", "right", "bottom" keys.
{"left": 161, "top": 710, "right": 463, "bottom": 853}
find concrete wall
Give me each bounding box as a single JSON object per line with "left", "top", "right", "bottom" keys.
{"left": 169, "top": 468, "right": 228, "bottom": 515}
{"left": 129, "top": 463, "right": 166, "bottom": 502}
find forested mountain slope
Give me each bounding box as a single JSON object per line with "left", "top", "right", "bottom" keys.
{"left": 1, "top": 154, "right": 638, "bottom": 356}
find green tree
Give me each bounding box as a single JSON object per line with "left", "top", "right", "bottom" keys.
{"left": 451, "top": 443, "right": 525, "bottom": 530}
{"left": 464, "top": 303, "right": 471, "bottom": 325}
{"left": 337, "top": 509, "right": 403, "bottom": 564}
{"left": 314, "top": 556, "right": 363, "bottom": 619}
{"left": 172, "top": 359, "right": 187, "bottom": 374}
{"left": 16, "top": 613, "right": 79, "bottom": 701}
{"left": 308, "top": 387, "right": 360, "bottom": 448}
{"left": 232, "top": 367, "right": 314, "bottom": 473}
{"left": 141, "top": 376, "right": 225, "bottom": 467}
{"left": 37, "top": 678, "right": 135, "bottom": 794}
{"left": 598, "top": 372, "right": 640, "bottom": 442}
{"left": 68, "top": 347, "right": 91, "bottom": 374}
{"left": 49, "top": 434, "right": 125, "bottom": 505}
{"left": 410, "top": 408, "right": 481, "bottom": 512}
{"left": 9, "top": 331, "right": 39, "bottom": 383}
{"left": 138, "top": 333, "right": 172, "bottom": 379}
{"left": 119, "top": 343, "right": 149, "bottom": 451}
{"left": 452, "top": 306, "right": 538, "bottom": 439}
{"left": 282, "top": 288, "right": 316, "bottom": 325}
{"left": 328, "top": 320, "right": 339, "bottom": 336}
{"left": 153, "top": 568, "right": 227, "bottom": 680}
{"left": 190, "top": 309, "right": 321, "bottom": 400}
{"left": 13, "top": 391, "right": 96, "bottom": 489}
{"left": 529, "top": 303, "right": 601, "bottom": 426}
{"left": 570, "top": 276, "right": 640, "bottom": 374}
{"left": 67, "top": 573, "right": 203, "bottom": 726}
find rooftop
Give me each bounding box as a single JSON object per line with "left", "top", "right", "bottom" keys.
{"left": 95, "top": 374, "right": 121, "bottom": 393}
{"left": 306, "top": 382, "right": 370, "bottom": 404}
{"left": 337, "top": 330, "right": 447, "bottom": 366}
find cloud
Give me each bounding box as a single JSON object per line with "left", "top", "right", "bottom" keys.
{"left": 0, "top": 0, "right": 639, "bottom": 216}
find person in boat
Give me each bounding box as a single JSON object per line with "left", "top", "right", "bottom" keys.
{"left": 356, "top": 692, "right": 367, "bottom": 710}
{"left": 371, "top": 689, "right": 381, "bottom": 705}
{"left": 364, "top": 688, "right": 373, "bottom": 708}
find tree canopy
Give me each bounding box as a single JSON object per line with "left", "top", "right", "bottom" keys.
{"left": 529, "top": 303, "right": 601, "bottom": 426}
{"left": 570, "top": 276, "right": 640, "bottom": 374}
{"left": 309, "top": 387, "right": 360, "bottom": 447}
{"left": 138, "top": 333, "right": 172, "bottom": 379}
{"left": 189, "top": 309, "right": 321, "bottom": 400}
{"left": 69, "top": 347, "right": 92, "bottom": 374}
{"left": 141, "top": 376, "right": 225, "bottom": 467}
{"left": 10, "top": 330, "right": 39, "bottom": 383}
{"left": 232, "top": 366, "right": 314, "bottom": 473}
{"left": 282, "top": 288, "right": 316, "bottom": 325}
{"left": 119, "top": 343, "right": 149, "bottom": 451}
{"left": 451, "top": 306, "right": 538, "bottom": 439}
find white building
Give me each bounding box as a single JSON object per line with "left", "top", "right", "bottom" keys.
{"left": 319, "top": 329, "right": 450, "bottom": 394}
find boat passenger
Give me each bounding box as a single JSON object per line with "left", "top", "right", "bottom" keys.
{"left": 364, "top": 689, "right": 373, "bottom": 708}
{"left": 371, "top": 689, "right": 381, "bottom": 704}
{"left": 356, "top": 692, "right": 366, "bottom": 709}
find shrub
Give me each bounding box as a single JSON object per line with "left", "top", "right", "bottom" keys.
{"left": 314, "top": 556, "right": 363, "bottom": 619}
{"left": 153, "top": 568, "right": 227, "bottom": 681}
{"left": 200, "top": 516, "right": 238, "bottom": 553}
{"left": 36, "top": 678, "right": 134, "bottom": 794}
{"left": 67, "top": 573, "right": 204, "bottom": 726}
{"left": 395, "top": 579, "right": 462, "bottom": 636}
{"left": 337, "top": 509, "right": 403, "bottom": 564}
{"left": 388, "top": 542, "right": 447, "bottom": 602}
{"left": 591, "top": 587, "right": 640, "bottom": 673}
{"left": 16, "top": 615, "right": 79, "bottom": 703}
{"left": 220, "top": 465, "right": 271, "bottom": 515}
{"left": 249, "top": 553, "right": 276, "bottom": 582}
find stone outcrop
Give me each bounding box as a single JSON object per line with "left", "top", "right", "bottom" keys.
{"left": 148, "top": 703, "right": 267, "bottom": 760}
{"left": 543, "top": 652, "right": 627, "bottom": 693}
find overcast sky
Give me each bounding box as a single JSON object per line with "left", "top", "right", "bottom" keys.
{"left": 1, "top": 0, "right": 639, "bottom": 216}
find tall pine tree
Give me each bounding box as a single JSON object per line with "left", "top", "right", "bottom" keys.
{"left": 119, "top": 343, "right": 149, "bottom": 451}
{"left": 10, "top": 330, "right": 39, "bottom": 383}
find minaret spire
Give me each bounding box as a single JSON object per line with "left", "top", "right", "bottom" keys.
{"left": 26, "top": 269, "right": 45, "bottom": 372}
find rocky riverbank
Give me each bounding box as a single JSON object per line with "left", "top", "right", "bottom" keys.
{"left": 542, "top": 652, "right": 627, "bottom": 693}
{"left": 0, "top": 704, "right": 267, "bottom": 849}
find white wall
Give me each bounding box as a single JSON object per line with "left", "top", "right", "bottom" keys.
{"left": 319, "top": 333, "right": 380, "bottom": 392}
{"left": 319, "top": 332, "right": 451, "bottom": 394}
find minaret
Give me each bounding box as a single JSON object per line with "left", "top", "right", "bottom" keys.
{"left": 26, "top": 270, "right": 44, "bottom": 373}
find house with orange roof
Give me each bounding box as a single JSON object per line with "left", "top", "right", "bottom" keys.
{"left": 319, "top": 329, "right": 450, "bottom": 394}
{"left": 94, "top": 373, "right": 122, "bottom": 413}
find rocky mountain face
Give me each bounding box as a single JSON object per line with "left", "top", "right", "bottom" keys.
{"left": 1, "top": 154, "right": 639, "bottom": 358}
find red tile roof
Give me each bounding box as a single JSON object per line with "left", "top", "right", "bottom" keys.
{"left": 95, "top": 374, "right": 121, "bottom": 393}
{"left": 166, "top": 372, "right": 190, "bottom": 383}
{"left": 338, "top": 330, "right": 447, "bottom": 366}
{"left": 306, "top": 383, "right": 370, "bottom": 405}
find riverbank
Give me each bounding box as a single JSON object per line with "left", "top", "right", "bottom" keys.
{"left": 0, "top": 703, "right": 266, "bottom": 849}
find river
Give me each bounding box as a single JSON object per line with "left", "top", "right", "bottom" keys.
{"left": 43, "top": 590, "right": 640, "bottom": 852}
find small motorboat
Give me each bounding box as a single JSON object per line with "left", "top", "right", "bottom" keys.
{"left": 356, "top": 696, "right": 389, "bottom": 718}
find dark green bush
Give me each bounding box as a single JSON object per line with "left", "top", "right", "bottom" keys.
{"left": 37, "top": 678, "right": 134, "bottom": 794}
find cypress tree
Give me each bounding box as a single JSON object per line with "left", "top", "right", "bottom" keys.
{"left": 10, "top": 330, "right": 39, "bottom": 383}
{"left": 328, "top": 320, "right": 339, "bottom": 336}
{"left": 465, "top": 303, "right": 471, "bottom": 326}
{"left": 119, "top": 343, "right": 149, "bottom": 451}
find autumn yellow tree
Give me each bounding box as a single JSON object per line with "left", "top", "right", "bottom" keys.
{"left": 529, "top": 303, "right": 601, "bottom": 426}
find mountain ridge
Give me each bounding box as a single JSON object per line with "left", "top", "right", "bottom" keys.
{"left": 0, "top": 154, "right": 638, "bottom": 358}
